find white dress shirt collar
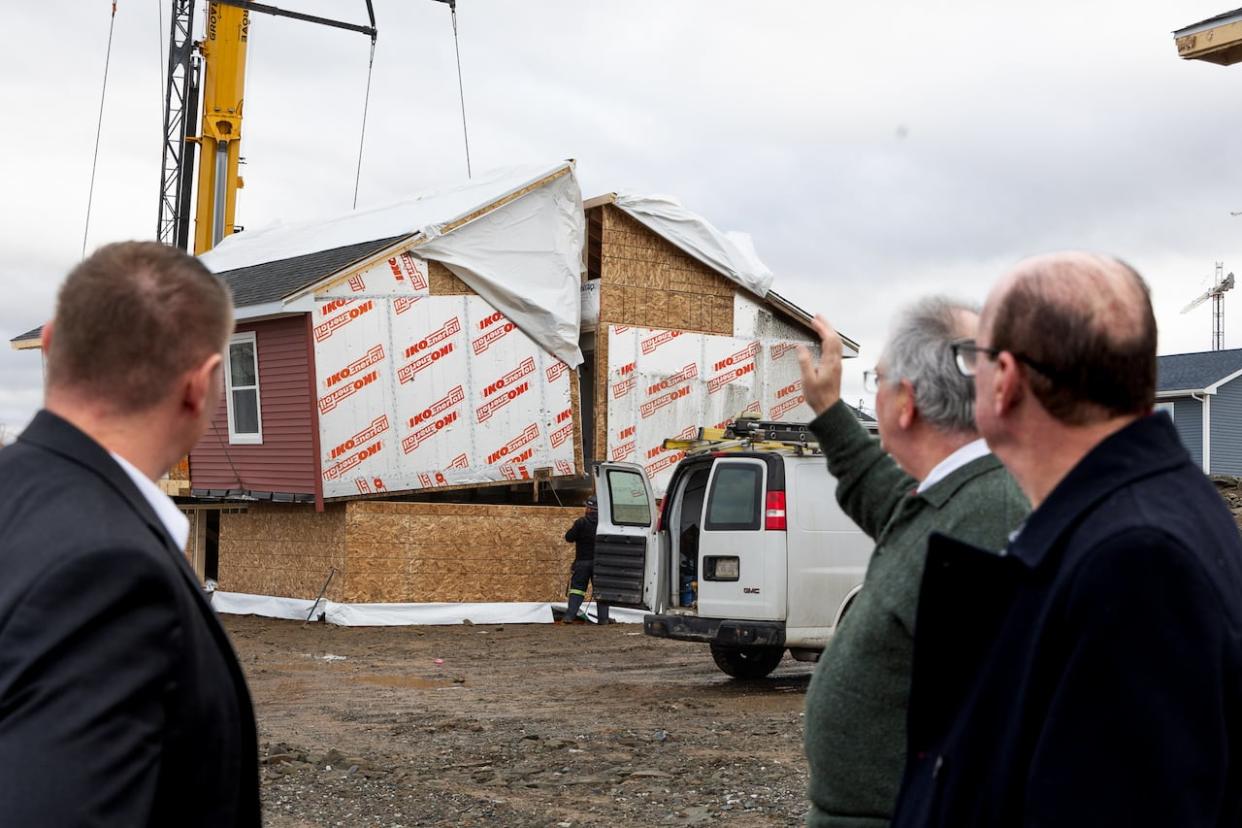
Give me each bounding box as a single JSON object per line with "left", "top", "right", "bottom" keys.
{"left": 916, "top": 438, "right": 991, "bottom": 494}
{"left": 109, "top": 452, "right": 191, "bottom": 551}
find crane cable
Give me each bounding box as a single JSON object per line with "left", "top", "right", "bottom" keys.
{"left": 352, "top": 37, "right": 377, "bottom": 210}
{"left": 82, "top": 0, "right": 119, "bottom": 259}
{"left": 449, "top": 2, "right": 472, "bottom": 179}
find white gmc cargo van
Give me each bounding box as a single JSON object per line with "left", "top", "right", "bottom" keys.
{"left": 593, "top": 425, "right": 874, "bottom": 679}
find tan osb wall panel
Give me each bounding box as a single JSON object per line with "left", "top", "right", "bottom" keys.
{"left": 597, "top": 205, "right": 735, "bottom": 336}
{"left": 340, "top": 501, "right": 581, "bottom": 603}
{"left": 218, "top": 504, "right": 348, "bottom": 600}
{"left": 428, "top": 260, "right": 475, "bottom": 295}
{"left": 569, "top": 366, "right": 585, "bottom": 475}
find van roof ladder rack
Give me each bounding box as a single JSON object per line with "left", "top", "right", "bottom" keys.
{"left": 662, "top": 417, "right": 823, "bottom": 456}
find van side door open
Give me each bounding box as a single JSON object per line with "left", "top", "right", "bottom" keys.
{"left": 696, "top": 458, "right": 787, "bottom": 621}
{"left": 592, "top": 462, "right": 665, "bottom": 611}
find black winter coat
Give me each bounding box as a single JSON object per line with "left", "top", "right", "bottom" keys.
{"left": 565, "top": 514, "right": 598, "bottom": 564}
{"left": 893, "top": 413, "right": 1242, "bottom": 827}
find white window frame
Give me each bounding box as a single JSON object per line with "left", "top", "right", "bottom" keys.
{"left": 1154, "top": 401, "right": 1175, "bottom": 422}
{"left": 225, "top": 331, "right": 263, "bottom": 445}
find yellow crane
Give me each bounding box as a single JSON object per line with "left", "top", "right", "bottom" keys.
{"left": 157, "top": 0, "right": 377, "bottom": 254}
{"left": 194, "top": 2, "right": 249, "bottom": 254}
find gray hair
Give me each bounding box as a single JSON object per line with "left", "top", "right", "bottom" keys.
{"left": 882, "top": 296, "right": 979, "bottom": 434}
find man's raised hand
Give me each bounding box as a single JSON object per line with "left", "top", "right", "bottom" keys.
{"left": 796, "top": 314, "right": 845, "bottom": 416}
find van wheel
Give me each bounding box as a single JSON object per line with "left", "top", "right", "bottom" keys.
{"left": 709, "top": 643, "right": 784, "bottom": 679}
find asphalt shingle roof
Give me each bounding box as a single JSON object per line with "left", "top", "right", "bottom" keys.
{"left": 8, "top": 235, "right": 409, "bottom": 345}
{"left": 1176, "top": 6, "right": 1242, "bottom": 35}
{"left": 219, "top": 234, "right": 407, "bottom": 307}
{"left": 10, "top": 325, "right": 42, "bottom": 344}
{"left": 1157, "top": 348, "right": 1242, "bottom": 393}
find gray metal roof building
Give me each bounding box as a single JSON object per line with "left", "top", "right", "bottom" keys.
{"left": 1157, "top": 349, "right": 1242, "bottom": 475}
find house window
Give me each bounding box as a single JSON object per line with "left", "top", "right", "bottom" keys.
{"left": 1154, "top": 401, "right": 1174, "bottom": 422}
{"left": 226, "top": 332, "right": 263, "bottom": 444}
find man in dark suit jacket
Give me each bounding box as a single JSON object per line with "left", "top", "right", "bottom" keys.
{"left": 0, "top": 242, "right": 261, "bottom": 825}
{"left": 892, "top": 253, "right": 1242, "bottom": 826}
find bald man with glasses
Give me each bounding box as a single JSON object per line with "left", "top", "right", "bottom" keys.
{"left": 797, "top": 296, "right": 1027, "bottom": 828}
{"left": 892, "top": 254, "right": 1242, "bottom": 827}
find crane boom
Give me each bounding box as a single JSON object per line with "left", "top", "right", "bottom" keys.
{"left": 193, "top": 2, "right": 250, "bottom": 254}
{"left": 157, "top": 0, "right": 377, "bottom": 255}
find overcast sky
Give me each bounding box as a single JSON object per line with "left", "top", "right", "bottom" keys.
{"left": 3, "top": 0, "right": 1241, "bottom": 435}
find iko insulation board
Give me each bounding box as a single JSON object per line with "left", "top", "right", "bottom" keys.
{"left": 312, "top": 258, "right": 576, "bottom": 499}
{"left": 733, "top": 292, "right": 815, "bottom": 341}
{"left": 317, "top": 248, "right": 431, "bottom": 299}
{"left": 605, "top": 324, "right": 817, "bottom": 495}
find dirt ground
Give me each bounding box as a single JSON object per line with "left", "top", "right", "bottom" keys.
{"left": 228, "top": 615, "right": 815, "bottom": 827}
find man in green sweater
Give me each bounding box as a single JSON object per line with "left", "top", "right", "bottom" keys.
{"left": 796, "top": 297, "right": 1028, "bottom": 828}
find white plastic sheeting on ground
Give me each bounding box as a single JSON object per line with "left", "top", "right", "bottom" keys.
{"left": 201, "top": 161, "right": 585, "bottom": 367}
{"left": 612, "top": 192, "right": 775, "bottom": 299}
{"left": 211, "top": 592, "right": 645, "bottom": 626}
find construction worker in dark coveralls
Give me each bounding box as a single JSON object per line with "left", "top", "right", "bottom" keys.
{"left": 562, "top": 497, "right": 610, "bottom": 624}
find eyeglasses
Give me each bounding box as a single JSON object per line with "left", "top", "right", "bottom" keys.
{"left": 950, "top": 338, "right": 1061, "bottom": 380}
{"left": 862, "top": 369, "right": 886, "bottom": 393}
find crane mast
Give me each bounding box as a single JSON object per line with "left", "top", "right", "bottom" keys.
{"left": 156, "top": 0, "right": 199, "bottom": 249}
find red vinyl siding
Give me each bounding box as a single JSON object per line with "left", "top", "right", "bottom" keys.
{"left": 190, "top": 315, "right": 317, "bottom": 496}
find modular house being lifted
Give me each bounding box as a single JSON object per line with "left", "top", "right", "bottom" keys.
{"left": 9, "top": 161, "right": 861, "bottom": 615}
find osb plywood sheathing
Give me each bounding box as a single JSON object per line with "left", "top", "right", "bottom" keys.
{"left": 340, "top": 501, "right": 582, "bottom": 603}
{"left": 569, "top": 366, "right": 585, "bottom": 476}
{"left": 598, "top": 205, "right": 735, "bottom": 336}
{"left": 217, "top": 504, "right": 348, "bottom": 601}
{"left": 428, "top": 260, "right": 475, "bottom": 295}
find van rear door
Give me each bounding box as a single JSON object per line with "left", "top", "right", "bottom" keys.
{"left": 592, "top": 462, "right": 665, "bottom": 611}
{"left": 696, "top": 457, "right": 786, "bottom": 621}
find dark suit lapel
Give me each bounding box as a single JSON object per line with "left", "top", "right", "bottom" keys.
{"left": 21, "top": 411, "right": 177, "bottom": 542}
{"left": 19, "top": 412, "right": 215, "bottom": 604}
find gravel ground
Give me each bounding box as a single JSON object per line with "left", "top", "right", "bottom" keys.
{"left": 227, "top": 482, "right": 1242, "bottom": 827}
{"left": 227, "top": 615, "right": 815, "bottom": 827}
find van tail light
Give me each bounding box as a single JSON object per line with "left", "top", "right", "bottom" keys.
{"left": 657, "top": 497, "right": 669, "bottom": 531}
{"left": 765, "top": 491, "right": 787, "bottom": 531}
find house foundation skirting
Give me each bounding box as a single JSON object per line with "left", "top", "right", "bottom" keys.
{"left": 217, "top": 500, "right": 585, "bottom": 604}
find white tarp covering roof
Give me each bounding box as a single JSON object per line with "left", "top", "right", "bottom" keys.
{"left": 612, "top": 192, "right": 775, "bottom": 298}
{"left": 200, "top": 161, "right": 586, "bottom": 366}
